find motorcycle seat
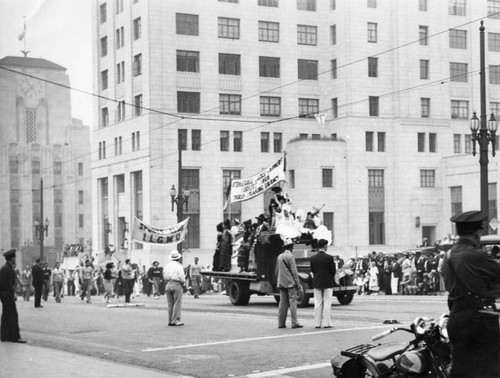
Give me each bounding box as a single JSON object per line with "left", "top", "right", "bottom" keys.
{"left": 366, "top": 342, "right": 408, "bottom": 361}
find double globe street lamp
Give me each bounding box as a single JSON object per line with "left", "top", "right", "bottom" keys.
{"left": 34, "top": 217, "right": 49, "bottom": 260}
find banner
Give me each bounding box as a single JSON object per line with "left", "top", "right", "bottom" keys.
{"left": 132, "top": 217, "right": 189, "bottom": 245}
{"left": 230, "top": 155, "right": 286, "bottom": 203}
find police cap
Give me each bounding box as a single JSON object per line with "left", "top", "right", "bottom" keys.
{"left": 450, "top": 210, "right": 487, "bottom": 224}
{"left": 3, "top": 249, "right": 16, "bottom": 259}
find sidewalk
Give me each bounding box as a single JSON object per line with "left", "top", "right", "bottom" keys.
{"left": 0, "top": 342, "right": 193, "bottom": 378}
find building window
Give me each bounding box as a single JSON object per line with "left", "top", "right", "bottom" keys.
{"left": 465, "top": 134, "right": 472, "bottom": 153}
{"left": 100, "top": 107, "right": 109, "bottom": 128}
{"left": 419, "top": 0, "right": 428, "bottom": 11}
{"left": 274, "top": 132, "right": 282, "bottom": 153}
{"left": 233, "top": 131, "right": 243, "bottom": 152}
{"left": 368, "top": 57, "right": 378, "bottom": 77}
{"left": 100, "top": 36, "right": 108, "bottom": 57}
{"left": 100, "top": 3, "right": 107, "bottom": 23}
{"left": 220, "top": 131, "right": 229, "bottom": 152}
{"left": 117, "top": 100, "right": 125, "bottom": 122}
{"left": 26, "top": 108, "right": 37, "bottom": 143}
{"left": 322, "top": 168, "right": 333, "bottom": 188}
{"left": 133, "top": 54, "right": 142, "bottom": 76}
{"left": 98, "top": 141, "right": 106, "bottom": 160}
{"left": 223, "top": 170, "right": 241, "bottom": 221}
{"left": 218, "top": 17, "right": 240, "bottom": 39}
{"left": 489, "top": 65, "right": 500, "bottom": 84}
{"left": 449, "top": 0, "right": 466, "bottom": 16}
{"left": 134, "top": 94, "right": 142, "bottom": 116}
{"left": 53, "top": 161, "right": 62, "bottom": 175}
{"left": 332, "top": 98, "right": 338, "bottom": 118}
{"left": 367, "top": 22, "right": 377, "bottom": 43}
{"left": 219, "top": 0, "right": 238, "bottom": 2}
{"left": 78, "top": 190, "right": 84, "bottom": 205}
{"left": 368, "top": 169, "right": 385, "bottom": 245}
{"left": 258, "top": 21, "right": 279, "bottom": 42}
{"left": 116, "top": 61, "right": 125, "bottom": 84}
{"left": 331, "top": 59, "right": 337, "bottom": 79}
{"left": 366, "top": 131, "right": 374, "bottom": 152}
{"left": 429, "top": 133, "right": 437, "bottom": 152}
{"left": 289, "top": 169, "right": 295, "bottom": 189}
{"left": 261, "top": 132, "right": 270, "bottom": 152}
{"left": 176, "top": 13, "right": 199, "bottom": 36}
{"left": 176, "top": 50, "right": 199, "bottom": 72}
{"left": 491, "top": 101, "right": 500, "bottom": 117}
{"left": 219, "top": 53, "right": 240, "bottom": 75}
{"left": 330, "top": 0, "right": 336, "bottom": 10}
{"left": 259, "top": 0, "right": 279, "bottom": 6}
{"left": 450, "top": 29, "right": 467, "bottom": 49}
{"left": 220, "top": 94, "right": 242, "bottom": 115}
{"left": 421, "top": 98, "right": 430, "bottom": 117}
{"left": 298, "top": 59, "right": 318, "bottom": 80}
{"left": 419, "top": 25, "right": 428, "bottom": 45}
{"left": 298, "top": 98, "right": 319, "bottom": 118}
{"left": 297, "top": 25, "right": 317, "bottom": 45}
{"left": 101, "top": 70, "right": 108, "bottom": 90}
{"left": 32, "top": 159, "right": 41, "bottom": 174}
{"left": 378, "top": 132, "right": 386, "bottom": 152}
{"left": 312, "top": 134, "right": 320, "bottom": 140}
{"left": 368, "top": 0, "right": 377, "bottom": 7}
{"left": 192, "top": 130, "right": 201, "bottom": 151}
{"left": 259, "top": 56, "right": 280, "bottom": 78}
{"left": 132, "top": 131, "right": 140, "bottom": 151}
{"left": 114, "top": 136, "right": 122, "bottom": 156}
{"left": 489, "top": 32, "right": 500, "bottom": 51}
{"left": 369, "top": 96, "right": 379, "bottom": 116}
{"left": 9, "top": 158, "right": 18, "bottom": 174}
{"left": 179, "top": 129, "right": 188, "bottom": 151}
{"left": 418, "top": 133, "right": 425, "bottom": 152}
{"left": 420, "top": 59, "right": 429, "bottom": 79}
{"left": 297, "top": 0, "right": 316, "bottom": 11}
{"left": 450, "top": 186, "right": 463, "bottom": 224}
{"left": 488, "top": 0, "right": 500, "bottom": 19}
{"left": 177, "top": 92, "right": 200, "bottom": 113}
{"left": 78, "top": 162, "right": 83, "bottom": 176}
{"left": 260, "top": 96, "right": 281, "bottom": 117}
{"left": 330, "top": 25, "right": 336, "bottom": 45}
{"left": 300, "top": 133, "right": 308, "bottom": 139}
{"left": 115, "top": 26, "right": 124, "bottom": 49}
{"left": 133, "top": 17, "right": 142, "bottom": 40}
{"left": 420, "top": 169, "right": 436, "bottom": 187}
{"left": 450, "top": 62, "right": 468, "bottom": 82}
{"left": 115, "top": 0, "right": 124, "bottom": 14}
{"left": 454, "top": 134, "right": 462, "bottom": 153}
{"left": 79, "top": 214, "right": 84, "bottom": 229}
{"left": 451, "top": 100, "right": 469, "bottom": 119}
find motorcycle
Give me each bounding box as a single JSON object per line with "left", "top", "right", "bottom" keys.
{"left": 331, "top": 314, "right": 451, "bottom": 377}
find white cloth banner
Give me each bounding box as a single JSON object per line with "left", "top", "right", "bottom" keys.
{"left": 132, "top": 217, "right": 189, "bottom": 245}
{"left": 230, "top": 155, "right": 286, "bottom": 203}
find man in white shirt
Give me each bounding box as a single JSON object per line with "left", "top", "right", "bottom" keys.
{"left": 164, "top": 250, "right": 186, "bottom": 326}
{"left": 51, "top": 262, "right": 65, "bottom": 303}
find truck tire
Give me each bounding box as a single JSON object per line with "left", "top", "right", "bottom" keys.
{"left": 337, "top": 291, "right": 354, "bottom": 305}
{"left": 297, "top": 281, "right": 310, "bottom": 308}
{"left": 228, "top": 281, "right": 250, "bottom": 306}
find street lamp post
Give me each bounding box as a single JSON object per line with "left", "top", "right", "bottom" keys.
{"left": 34, "top": 178, "right": 49, "bottom": 259}
{"left": 469, "top": 21, "right": 498, "bottom": 232}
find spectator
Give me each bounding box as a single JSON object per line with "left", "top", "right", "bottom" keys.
{"left": 148, "top": 261, "right": 163, "bottom": 299}
{"left": 190, "top": 257, "right": 203, "bottom": 299}
{"left": 51, "top": 262, "right": 65, "bottom": 303}
{"left": 368, "top": 261, "right": 379, "bottom": 295}
{"left": 164, "top": 250, "right": 186, "bottom": 326}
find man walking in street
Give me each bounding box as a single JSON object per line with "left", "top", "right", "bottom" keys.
{"left": 21, "top": 265, "right": 32, "bottom": 301}
{"left": 41, "top": 262, "right": 51, "bottom": 302}
{"left": 51, "top": 262, "right": 65, "bottom": 303}
{"left": 32, "top": 258, "right": 44, "bottom": 308}
{"left": 276, "top": 238, "right": 303, "bottom": 329}
{"left": 121, "top": 259, "right": 135, "bottom": 303}
{"left": 80, "top": 260, "right": 94, "bottom": 304}
{"left": 443, "top": 210, "right": 500, "bottom": 378}
{"left": 0, "top": 249, "right": 26, "bottom": 343}
{"left": 164, "top": 250, "right": 186, "bottom": 326}
{"left": 310, "top": 239, "right": 336, "bottom": 328}
{"left": 148, "top": 261, "right": 163, "bottom": 299}
{"left": 190, "top": 257, "right": 203, "bottom": 299}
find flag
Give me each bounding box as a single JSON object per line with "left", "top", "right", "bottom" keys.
{"left": 314, "top": 113, "right": 326, "bottom": 127}
{"left": 223, "top": 179, "right": 232, "bottom": 211}
{"left": 18, "top": 19, "right": 26, "bottom": 41}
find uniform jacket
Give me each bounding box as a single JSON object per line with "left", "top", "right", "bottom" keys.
{"left": 276, "top": 250, "right": 300, "bottom": 289}
{"left": 32, "top": 264, "right": 44, "bottom": 286}
{"left": 310, "top": 250, "right": 336, "bottom": 289}
{"left": 0, "top": 262, "right": 16, "bottom": 299}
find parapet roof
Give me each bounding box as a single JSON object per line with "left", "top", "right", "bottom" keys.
{"left": 0, "top": 56, "right": 66, "bottom": 71}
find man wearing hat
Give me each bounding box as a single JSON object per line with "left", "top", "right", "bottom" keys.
{"left": 163, "top": 250, "right": 186, "bottom": 326}
{"left": 442, "top": 210, "right": 500, "bottom": 377}
{"left": 0, "top": 249, "right": 26, "bottom": 343}
{"left": 310, "top": 239, "right": 336, "bottom": 328}
{"left": 276, "top": 238, "right": 303, "bottom": 329}
{"left": 148, "top": 261, "right": 163, "bottom": 299}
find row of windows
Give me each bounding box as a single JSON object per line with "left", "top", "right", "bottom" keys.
{"left": 97, "top": 131, "right": 140, "bottom": 160}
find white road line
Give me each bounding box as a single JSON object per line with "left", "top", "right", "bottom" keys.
{"left": 246, "top": 362, "right": 331, "bottom": 377}
{"left": 141, "top": 325, "right": 387, "bottom": 352}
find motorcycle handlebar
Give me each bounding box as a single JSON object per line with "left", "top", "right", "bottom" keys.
{"left": 371, "top": 327, "right": 413, "bottom": 341}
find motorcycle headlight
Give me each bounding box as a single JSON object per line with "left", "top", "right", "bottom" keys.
{"left": 438, "top": 313, "right": 449, "bottom": 340}
{"left": 413, "top": 317, "right": 427, "bottom": 335}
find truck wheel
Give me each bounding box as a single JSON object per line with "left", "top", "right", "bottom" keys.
{"left": 337, "top": 291, "right": 354, "bottom": 305}
{"left": 297, "top": 281, "right": 310, "bottom": 308}
{"left": 229, "top": 281, "right": 250, "bottom": 306}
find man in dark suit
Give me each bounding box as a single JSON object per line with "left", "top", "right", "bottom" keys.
{"left": 310, "top": 239, "right": 336, "bottom": 328}
{"left": 32, "top": 258, "right": 44, "bottom": 308}
{"left": 0, "top": 249, "right": 26, "bottom": 343}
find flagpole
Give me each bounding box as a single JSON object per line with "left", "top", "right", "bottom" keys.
{"left": 23, "top": 16, "right": 26, "bottom": 54}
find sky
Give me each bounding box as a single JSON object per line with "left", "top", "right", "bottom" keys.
{"left": 0, "top": 0, "right": 93, "bottom": 127}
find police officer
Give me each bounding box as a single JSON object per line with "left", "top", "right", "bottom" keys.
{"left": 442, "top": 210, "right": 500, "bottom": 378}
{"left": 0, "top": 249, "right": 26, "bottom": 343}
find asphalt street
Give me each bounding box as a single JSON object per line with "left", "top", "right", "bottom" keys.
{"left": 2, "top": 292, "right": 449, "bottom": 377}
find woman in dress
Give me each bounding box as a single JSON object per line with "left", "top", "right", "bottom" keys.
{"left": 219, "top": 219, "right": 235, "bottom": 272}
{"left": 368, "top": 261, "right": 379, "bottom": 295}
